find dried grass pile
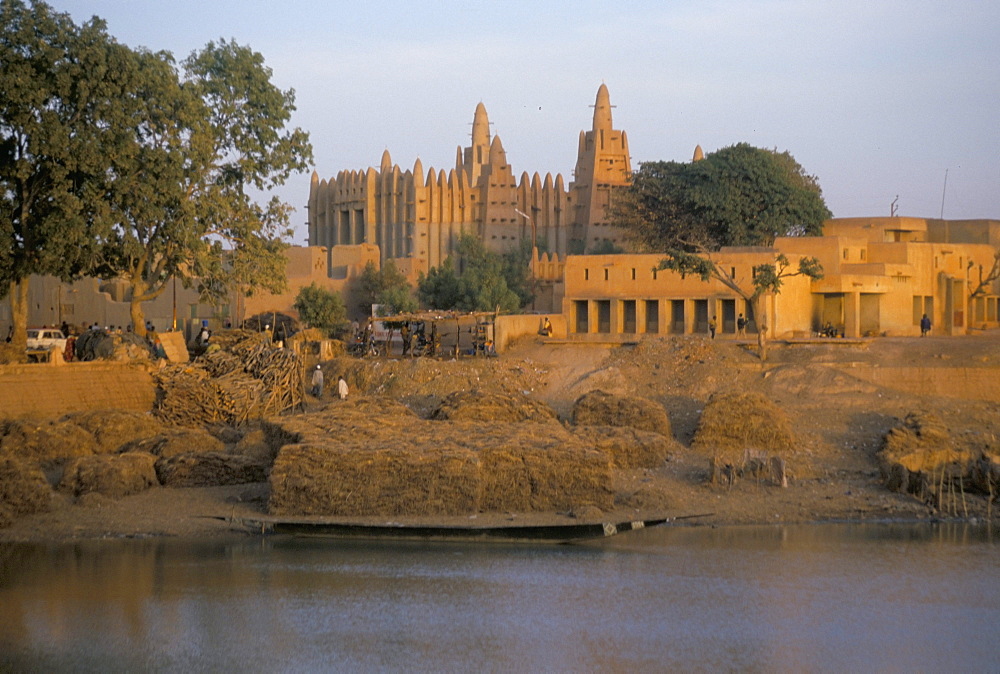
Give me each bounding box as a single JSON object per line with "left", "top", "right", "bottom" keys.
{"left": 119, "top": 428, "right": 225, "bottom": 459}
{"left": 0, "top": 343, "right": 24, "bottom": 365}
{"left": 62, "top": 410, "right": 165, "bottom": 454}
{"left": 232, "top": 428, "right": 277, "bottom": 462}
{"left": 58, "top": 452, "right": 158, "bottom": 498}
{"left": 0, "top": 417, "right": 97, "bottom": 466}
{"left": 266, "top": 405, "right": 614, "bottom": 517}
{"left": 155, "top": 452, "right": 268, "bottom": 487}
{"left": 878, "top": 412, "right": 999, "bottom": 499}
{"left": 153, "top": 332, "right": 305, "bottom": 426}
{"left": 571, "top": 390, "right": 672, "bottom": 437}
{"left": 430, "top": 390, "right": 558, "bottom": 423}
{"left": 0, "top": 458, "right": 51, "bottom": 528}
{"left": 691, "top": 391, "right": 796, "bottom": 463}
{"left": 572, "top": 425, "right": 673, "bottom": 469}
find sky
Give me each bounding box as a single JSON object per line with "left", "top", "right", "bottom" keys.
{"left": 56, "top": 0, "right": 1000, "bottom": 245}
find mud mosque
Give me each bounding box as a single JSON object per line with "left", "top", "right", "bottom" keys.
{"left": 6, "top": 84, "right": 1000, "bottom": 346}
{"left": 307, "top": 83, "right": 632, "bottom": 269}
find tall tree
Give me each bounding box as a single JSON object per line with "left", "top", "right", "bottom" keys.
{"left": 612, "top": 143, "right": 831, "bottom": 359}
{"left": 293, "top": 282, "right": 347, "bottom": 336}
{"left": 356, "top": 259, "right": 417, "bottom": 316}
{"left": 94, "top": 39, "right": 312, "bottom": 337}
{"left": 416, "top": 234, "right": 523, "bottom": 313}
{"left": 0, "top": 0, "right": 125, "bottom": 353}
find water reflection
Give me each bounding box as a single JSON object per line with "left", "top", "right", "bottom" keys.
{"left": 1, "top": 523, "right": 998, "bottom": 672}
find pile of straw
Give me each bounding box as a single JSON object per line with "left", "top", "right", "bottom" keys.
{"left": 0, "top": 458, "right": 51, "bottom": 527}
{"left": 878, "top": 412, "right": 999, "bottom": 498}
{"left": 430, "top": 390, "right": 558, "bottom": 423}
{"left": 571, "top": 390, "right": 672, "bottom": 437}
{"left": 0, "top": 417, "right": 97, "bottom": 467}
{"left": 691, "top": 391, "right": 796, "bottom": 463}
{"left": 266, "top": 407, "right": 614, "bottom": 517}
{"left": 58, "top": 452, "right": 158, "bottom": 499}
{"left": 155, "top": 452, "right": 268, "bottom": 487}
{"left": 118, "top": 428, "right": 225, "bottom": 459}
{"left": 62, "top": 410, "right": 165, "bottom": 454}
{"left": 573, "top": 425, "right": 672, "bottom": 469}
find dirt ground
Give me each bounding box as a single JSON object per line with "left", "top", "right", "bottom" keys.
{"left": 3, "top": 332, "right": 999, "bottom": 542}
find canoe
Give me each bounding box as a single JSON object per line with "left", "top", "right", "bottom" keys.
{"left": 222, "top": 516, "right": 671, "bottom": 544}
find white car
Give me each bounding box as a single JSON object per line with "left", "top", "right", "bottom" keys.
{"left": 26, "top": 328, "right": 68, "bottom": 352}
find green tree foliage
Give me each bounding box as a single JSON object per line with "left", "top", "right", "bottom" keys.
{"left": 416, "top": 258, "right": 463, "bottom": 310}
{"left": 611, "top": 143, "right": 831, "bottom": 359}
{"left": 94, "top": 38, "right": 312, "bottom": 337}
{"left": 0, "top": 0, "right": 128, "bottom": 351}
{"left": 588, "top": 239, "right": 626, "bottom": 255}
{"left": 499, "top": 238, "right": 537, "bottom": 309}
{"left": 356, "top": 259, "right": 418, "bottom": 316}
{"left": 293, "top": 283, "right": 347, "bottom": 336}
{"left": 417, "top": 234, "right": 526, "bottom": 313}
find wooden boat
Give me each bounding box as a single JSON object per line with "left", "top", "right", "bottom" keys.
{"left": 221, "top": 515, "right": 672, "bottom": 544}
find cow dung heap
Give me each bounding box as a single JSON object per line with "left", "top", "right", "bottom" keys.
{"left": 879, "top": 411, "right": 1000, "bottom": 498}
{"left": 153, "top": 331, "right": 305, "bottom": 426}
{"left": 266, "top": 394, "right": 673, "bottom": 518}
{"left": 691, "top": 391, "right": 796, "bottom": 465}
{"left": 571, "top": 390, "right": 672, "bottom": 437}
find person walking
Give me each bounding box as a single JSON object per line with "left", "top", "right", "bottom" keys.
{"left": 337, "top": 375, "right": 349, "bottom": 401}
{"left": 736, "top": 313, "right": 746, "bottom": 338}
{"left": 709, "top": 315, "right": 717, "bottom": 339}
{"left": 920, "top": 314, "right": 931, "bottom": 337}
{"left": 311, "top": 365, "right": 324, "bottom": 397}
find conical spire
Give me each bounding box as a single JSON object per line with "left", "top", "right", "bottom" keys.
{"left": 692, "top": 145, "right": 704, "bottom": 162}
{"left": 488, "top": 134, "right": 506, "bottom": 164}
{"left": 592, "top": 83, "right": 612, "bottom": 131}
{"left": 472, "top": 102, "right": 490, "bottom": 148}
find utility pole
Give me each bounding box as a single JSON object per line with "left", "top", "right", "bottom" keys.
{"left": 940, "top": 169, "right": 949, "bottom": 219}
{"left": 514, "top": 208, "right": 536, "bottom": 250}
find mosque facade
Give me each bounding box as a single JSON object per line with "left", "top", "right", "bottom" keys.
{"left": 307, "top": 84, "right": 631, "bottom": 273}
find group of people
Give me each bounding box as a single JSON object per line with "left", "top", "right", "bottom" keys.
{"left": 310, "top": 366, "right": 349, "bottom": 400}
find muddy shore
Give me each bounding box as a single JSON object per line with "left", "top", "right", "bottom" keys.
{"left": 2, "top": 333, "right": 998, "bottom": 542}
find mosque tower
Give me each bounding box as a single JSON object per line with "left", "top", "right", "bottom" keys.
{"left": 458, "top": 102, "right": 492, "bottom": 187}
{"left": 569, "top": 84, "right": 631, "bottom": 252}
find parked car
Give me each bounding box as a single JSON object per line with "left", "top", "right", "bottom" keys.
{"left": 26, "top": 328, "right": 68, "bottom": 352}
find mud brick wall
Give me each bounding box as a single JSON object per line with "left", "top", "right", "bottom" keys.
{"left": 836, "top": 365, "right": 1000, "bottom": 402}
{"left": 0, "top": 363, "right": 155, "bottom": 420}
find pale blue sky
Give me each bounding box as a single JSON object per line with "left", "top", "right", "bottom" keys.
{"left": 57, "top": 0, "right": 1000, "bottom": 244}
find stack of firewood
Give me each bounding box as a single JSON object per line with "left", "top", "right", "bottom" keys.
{"left": 154, "top": 333, "right": 305, "bottom": 426}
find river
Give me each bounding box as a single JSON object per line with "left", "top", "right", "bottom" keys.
{"left": 1, "top": 522, "right": 998, "bottom": 672}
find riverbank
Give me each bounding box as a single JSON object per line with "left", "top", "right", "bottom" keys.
{"left": 2, "top": 332, "right": 998, "bottom": 542}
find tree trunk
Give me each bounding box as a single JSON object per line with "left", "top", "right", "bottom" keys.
{"left": 131, "top": 296, "right": 147, "bottom": 339}
{"left": 130, "top": 278, "right": 149, "bottom": 338}
{"left": 8, "top": 279, "right": 29, "bottom": 360}
{"left": 751, "top": 295, "right": 768, "bottom": 362}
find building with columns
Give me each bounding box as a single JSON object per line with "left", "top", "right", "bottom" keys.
{"left": 559, "top": 217, "right": 1000, "bottom": 341}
